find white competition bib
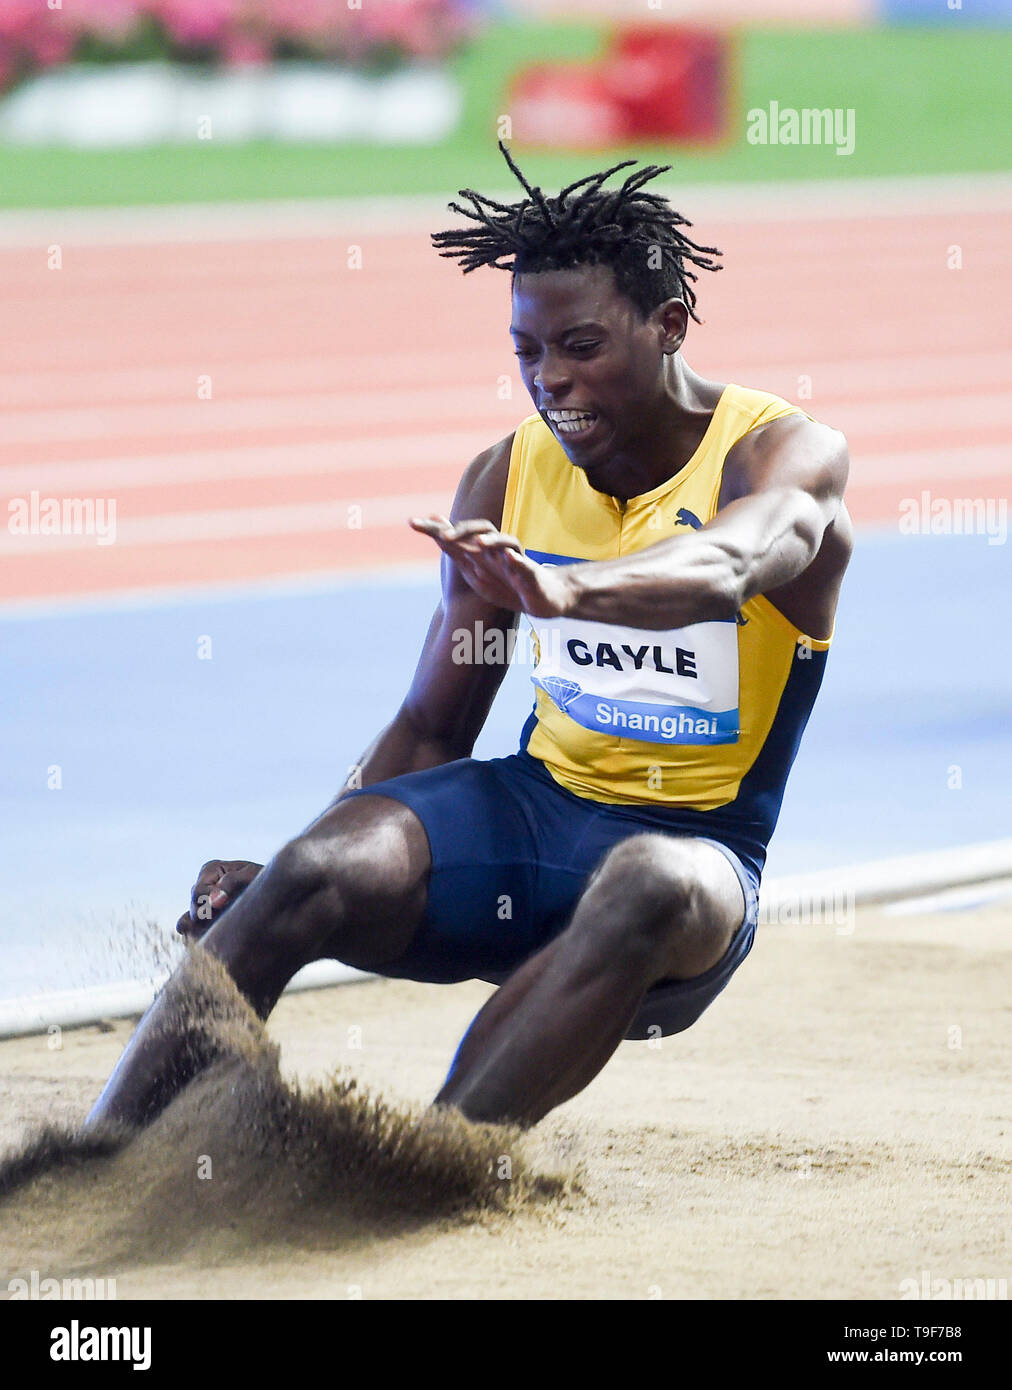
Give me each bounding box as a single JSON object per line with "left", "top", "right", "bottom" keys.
{"left": 529, "top": 614, "right": 740, "bottom": 745}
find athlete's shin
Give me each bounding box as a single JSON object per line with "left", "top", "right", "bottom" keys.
{"left": 434, "top": 925, "right": 653, "bottom": 1126}
{"left": 84, "top": 863, "right": 322, "bottom": 1131}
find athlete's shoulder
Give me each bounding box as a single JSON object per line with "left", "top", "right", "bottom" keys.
{"left": 450, "top": 431, "right": 516, "bottom": 527}
{"left": 722, "top": 382, "right": 802, "bottom": 426}
{"left": 723, "top": 386, "right": 849, "bottom": 506}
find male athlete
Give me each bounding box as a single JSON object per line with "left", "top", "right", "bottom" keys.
{"left": 87, "top": 147, "right": 851, "bottom": 1132}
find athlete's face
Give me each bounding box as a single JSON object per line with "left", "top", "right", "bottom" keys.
{"left": 510, "top": 264, "right": 687, "bottom": 481}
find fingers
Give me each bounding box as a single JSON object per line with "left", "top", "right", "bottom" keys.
{"left": 409, "top": 514, "right": 539, "bottom": 609}
{"left": 410, "top": 515, "right": 502, "bottom": 549}
{"left": 191, "top": 859, "right": 240, "bottom": 913}
{"left": 176, "top": 910, "right": 206, "bottom": 940}
{"left": 410, "top": 514, "right": 492, "bottom": 535}
{"left": 409, "top": 514, "right": 457, "bottom": 541}
{"left": 178, "top": 860, "right": 262, "bottom": 937}
{"left": 212, "top": 866, "right": 261, "bottom": 908}
{"left": 472, "top": 530, "right": 523, "bottom": 555}
{"left": 447, "top": 519, "right": 501, "bottom": 541}
{"left": 409, "top": 515, "right": 447, "bottom": 537}
{"left": 410, "top": 515, "right": 525, "bottom": 569}
{"left": 409, "top": 518, "right": 469, "bottom": 566}
{"left": 187, "top": 861, "right": 225, "bottom": 927}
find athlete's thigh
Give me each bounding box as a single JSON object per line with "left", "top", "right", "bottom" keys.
{"left": 335, "top": 757, "right": 546, "bottom": 983}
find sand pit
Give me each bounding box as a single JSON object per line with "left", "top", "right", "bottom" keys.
{"left": 1, "top": 902, "right": 1008, "bottom": 1300}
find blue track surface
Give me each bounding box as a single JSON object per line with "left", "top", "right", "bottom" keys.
{"left": 3, "top": 531, "right": 1009, "bottom": 997}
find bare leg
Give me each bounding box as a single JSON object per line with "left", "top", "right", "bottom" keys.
{"left": 436, "top": 837, "right": 745, "bottom": 1126}
{"left": 85, "top": 796, "right": 429, "bottom": 1130}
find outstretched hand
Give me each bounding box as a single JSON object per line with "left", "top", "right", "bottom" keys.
{"left": 410, "top": 515, "right": 575, "bottom": 618}
{"left": 176, "top": 859, "right": 263, "bottom": 940}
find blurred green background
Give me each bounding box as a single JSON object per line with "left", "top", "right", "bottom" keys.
{"left": 1, "top": 23, "right": 1009, "bottom": 208}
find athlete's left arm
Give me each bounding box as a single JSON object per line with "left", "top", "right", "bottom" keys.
{"left": 564, "top": 415, "right": 849, "bottom": 630}
{"left": 434, "top": 415, "right": 849, "bottom": 629}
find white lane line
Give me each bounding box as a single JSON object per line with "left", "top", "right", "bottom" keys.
{"left": 845, "top": 443, "right": 1012, "bottom": 486}
{"left": 760, "top": 839, "right": 1012, "bottom": 924}
{"left": 0, "top": 430, "right": 492, "bottom": 493}
{"left": 816, "top": 394, "right": 1012, "bottom": 434}
{"left": 883, "top": 877, "right": 1012, "bottom": 916}
{"left": 0, "top": 174, "right": 1009, "bottom": 247}
{"left": 0, "top": 961, "right": 372, "bottom": 1041}
{"left": 715, "top": 350, "right": 1012, "bottom": 395}
{"left": 0, "top": 490, "right": 454, "bottom": 553}
{"left": 3, "top": 838, "right": 1010, "bottom": 1038}
{"left": 2, "top": 347, "right": 1009, "bottom": 411}
{"left": 0, "top": 519, "right": 973, "bottom": 619}
{"left": 0, "top": 561, "right": 439, "bottom": 619}
{"left": 0, "top": 353, "right": 509, "bottom": 408}
{"left": 2, "top": 387, "right": 1009, "bottom": 450}
{"left": 0, "top": 383, "right": 518, "bottom": 446}
{"left": 2, "top": 440, "right": 1008, "bottom": 499}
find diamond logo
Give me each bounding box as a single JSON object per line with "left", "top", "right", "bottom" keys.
{"left": 539, "top": 677, "right": 582, "bottom": 711}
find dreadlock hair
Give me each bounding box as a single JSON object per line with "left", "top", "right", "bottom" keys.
{"left": 431, "top": 141, "right": 722, "bottom": 323}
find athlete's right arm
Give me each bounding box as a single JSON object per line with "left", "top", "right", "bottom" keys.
{"left": 177, "top": 436, "right": 517, "bottom": 939}
{"left": 333, "top": 433, "right": 518, "bottom": 796}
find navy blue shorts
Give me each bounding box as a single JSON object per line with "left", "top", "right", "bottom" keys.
{"left": 346, "top": 751, "right": 759, "bottom": 1039}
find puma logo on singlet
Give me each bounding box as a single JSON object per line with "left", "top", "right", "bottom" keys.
{"left": 674, "top": 509, "right": 746, "bottom": 623}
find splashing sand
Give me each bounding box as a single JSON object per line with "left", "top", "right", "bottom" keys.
{"left": 0, "top": 951, "right": 574, "bottom": 1283}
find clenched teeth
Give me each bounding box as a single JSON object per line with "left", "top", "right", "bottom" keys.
{"left": 546, "top": 408, "right": 596, "bottom": 435}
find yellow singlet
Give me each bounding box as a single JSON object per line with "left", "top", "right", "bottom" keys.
{"left": 502, "top": 384, "right": 832, "bottom": 870}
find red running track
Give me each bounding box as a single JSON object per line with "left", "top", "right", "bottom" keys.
{"left": 1, "top": 199, "right": 1008, "bottom": 604}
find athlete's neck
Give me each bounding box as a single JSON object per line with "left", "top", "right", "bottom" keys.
{"left": 584, "top": 359, "right": 726, "bottom": 505}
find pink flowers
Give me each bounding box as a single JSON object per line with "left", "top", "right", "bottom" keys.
{"left": 0, "top": 2, "right": 73, "bottom": 90}
{"left": 150, "top": 1, "right": 241, "bottom": 49}
{"left": 0, "top": 0, "right": 476, "bottom": 93}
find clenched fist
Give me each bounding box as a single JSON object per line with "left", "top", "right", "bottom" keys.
{"left": 176, "top": 859, "right": 263, "bottom": 941}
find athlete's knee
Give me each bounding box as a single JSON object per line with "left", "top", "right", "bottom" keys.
{"left": 598, "top": 836, "right": 701, "bottom": 923}
{"left": 580, "top": 836, "right": 729, "bottom": 975}
{"left": 268, "top": 835, "right": 334, "bottom": 906}
{"left": 275, "top": 798, "right": 423, "bottom": 903}
{"left": 271, "top": 797, "right": 429, "bottom": 957}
